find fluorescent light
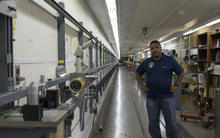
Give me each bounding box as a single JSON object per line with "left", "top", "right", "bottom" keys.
{"left": 136, "top": 48, "right": 149, "bottom": 55}
{"left": 105, "top": 0, "right": 120, "bottom": 57}
{"left": 59, "top": 73, "right": 67, "bottom": 77}
{"left": 183, "top": 18, "right": 220, "bottom": 35}
{"left": 206, "top": 18, "right": 220, "bottom": 26}
{"left": 137, "top": 52, "right": 142, "bottom": 55}
{"left": 183, "top": 26, "right": 205, "bottom": 35}
{"left": 161, "top": 37, "right": 178, "bottom": 45}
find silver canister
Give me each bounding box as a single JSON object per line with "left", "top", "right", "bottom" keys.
{"left": 27, "top": 82, "right": 39, "bottom": 105}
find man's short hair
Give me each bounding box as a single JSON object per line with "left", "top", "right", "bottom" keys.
{"left": 149, "top": 40, "right": 161, "bottom": 47}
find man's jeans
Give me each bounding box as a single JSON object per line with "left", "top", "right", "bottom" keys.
{"left": 146, "top": 97, "right": 178, "bottom": 138}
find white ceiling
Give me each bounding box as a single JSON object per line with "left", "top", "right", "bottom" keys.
{"left": 87, "top": 0, "right": 220, "bottom": 57}
{"left": 86, "top": 0, "right": 119, "bottom": 56}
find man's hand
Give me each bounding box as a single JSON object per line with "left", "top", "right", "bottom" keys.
{"left": 136, "top": 72, "right": 149, "bottom": 93}
{"left": 170, "top": 85, "right": 178, "bottom": 93}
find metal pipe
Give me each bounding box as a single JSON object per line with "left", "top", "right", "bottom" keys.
{"left": 43, "top": 0, "right": 100, "bottom": 44}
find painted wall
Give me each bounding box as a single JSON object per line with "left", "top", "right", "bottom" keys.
{"left": 14, "top": 0, "right": 111, "bottom": 86}
{"left": 14, "top": 0, "right": 58, "bottom": 85}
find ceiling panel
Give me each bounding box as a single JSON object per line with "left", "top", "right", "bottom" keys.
{"left": 119, "top": 0, "right": 220, "bottom": 56}
{"left": 86, "top": 0, "right": 118, "bottom": 55}
{"left": 86, "top": 0, "right": 220, "bottom": 57}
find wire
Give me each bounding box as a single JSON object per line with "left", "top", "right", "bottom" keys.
{"left": 91, "top": 99, "right": 97, "bottom": 138}
{"left": 71, "top": 120, "right": 80, "bottom": 132}
{"left": 91, "top": 99, "right": 102, "bottom": 138}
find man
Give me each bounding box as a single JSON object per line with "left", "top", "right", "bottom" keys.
{"left": 136, "top": 40, "right": 185, "bottom": 138}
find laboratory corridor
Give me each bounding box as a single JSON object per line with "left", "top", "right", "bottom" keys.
{"left": 94, "top": 67, "right": 166, "bottom": 138}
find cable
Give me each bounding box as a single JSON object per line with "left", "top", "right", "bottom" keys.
{"left": 71, "top": 120, "right": 80, "bottom": 132}
{"left": 91, "top": 99, "right": 97, "bottom": 138}
{"left": 91, "top": 98, "right": 103, "bottom": 138}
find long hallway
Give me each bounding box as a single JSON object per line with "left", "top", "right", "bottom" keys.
{"left": 94, "top": 67, "right": 166, "bottom": 138}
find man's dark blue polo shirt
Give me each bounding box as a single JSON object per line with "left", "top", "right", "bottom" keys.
{"left": 136, "top": 54, "right": 184, "bottom": 99}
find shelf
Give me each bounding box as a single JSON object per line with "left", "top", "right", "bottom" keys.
{"left": 210, "top": 73, "right": 220, "bottom": 76}
{"left": 210, "top": 47, "right": 220, "bottom": 50}
{"left": 199, "top": 32, "right": 208, "bottom": 36}
{"left": 198, "top": 47, "right": 207, "bottom": 50}
{"left": 210, "top": 31, "right": 220, "bottom": 37}
{"left": 187, "top": 63, "right": 198, "bottom": 66}
{"left": 190, "top": 59, "right": 198, "bottom": 62}
{"left": 211, "top": 61, "right": 220, "bottom": 64}
{"left": 198, "top": 71, "right": 206, "bottom": 74}
{"left": 198, "top": 59, "right": 207, "bottom": 62}
{"left": 189, "top": 47, "right": 198, "bottom": 49}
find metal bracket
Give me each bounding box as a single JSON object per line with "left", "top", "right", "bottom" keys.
{"left": 0, "top": 0, "right": 17, "bottom": 18}
{"left": 79, "top": 97, "right": 85, "bottom": 131}
{"left": 6, "top": 54, "right": 12, "bottom": 63}
{"left": 7, "top": 77, "right": 14, "bottom": 91}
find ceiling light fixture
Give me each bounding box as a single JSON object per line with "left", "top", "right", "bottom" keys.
{"left": 183, "top": 18, "right": 220, "bottom": 35}
{"left": 161, "top": 37, "right": 178, "bottom": 45}
{"left": 105, "top": 0, "right": 120, "bottom": 57}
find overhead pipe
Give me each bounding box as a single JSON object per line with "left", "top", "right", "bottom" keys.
{"left": 44, "top": 0, "right": 100, "bottom": 44}
{"left": 83, "top": 40, "right": 94, "bottom": 49}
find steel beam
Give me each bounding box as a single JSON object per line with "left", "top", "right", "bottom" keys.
{"left": 100, "top": 45, "right": 102, "bottom": 66}
{"left": 96, "top": 42, "right": 98, "bottom": 67}
{"left": 78, "top": 22, "right": 84, "bottom": 67}
{"left": 57, "top": 2, "right": 67, "bottom": 103}
{"left": 0, "top": 13, "right": 14, "bottom": 93}
{"left": 89, "top": 45, "right": 93, "bottom": 69}
{"left": 0, "top": 89, "right": 26, "bottom": 106}
{"left": 45, "top": 76, "right": 69, "bottom": 89}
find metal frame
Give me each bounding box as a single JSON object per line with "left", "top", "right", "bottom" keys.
{"left": 0, "top": 89, "right": 26, "bottom": 106}
{"left": 0, "top": 1, "right": 118, "bottom": 137}
{"left": 96, "top": 42, "right": 98, "bottom": 67}
{"left": 45, "top": 76, "right": 69, "bottom": 89}
{"left": 89, "top": 44, "right": 93, "bottom": 69}
{"left": 0, "top": 61, "right": 115, "bottom": 107}
{"left": 43, "top": 0, "right": 100, "bottom": 45}
{"left": 44, "top": 0, "right": 117, "bottom": 60}
{"left": 78, "top": 22, "right": 84, "bottom": 67}
{"left": 0, "top": 0, "right": 17, "bottom": 18}
{"left": 57, "top": 2, "right": 67, "bottom": 103}
{"left": 100, "top": 45, "right": 102, "bottom": 66}
{"left": 57, "top": 2, "right": 65, "bottom": 67}
{"left": 0, "top": 13, "right": 14, "bottom": 93}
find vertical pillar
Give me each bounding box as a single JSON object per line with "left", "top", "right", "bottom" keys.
{"left": 107, "top": 50, "right": 109, "bottom": 64}
{"left": 96, "top": 42, "right": 98, "bottom": 67}
{"left": 57, "top": 2, "right": 67, "bottom": 103}
{"left": 57, "top": 2, "right": 65, "bottom": 67}
{"left": 89, "top": 44, "right": 93, "bottom": 69}
{"left": 78, "top": 22, "right": 83, "bottom": 68}
{"left": 0, "top": 14, "right": 14, "bottom": 93}
{"left": 100, "top": 44, "right": 102, "bottom": 66}
{"left": 103, "top": 47, "right": 106, "bottom": 65}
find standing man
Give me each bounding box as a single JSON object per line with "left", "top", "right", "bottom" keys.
{"left": 136, "top": 40, "right": 185, "bottom": 138}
